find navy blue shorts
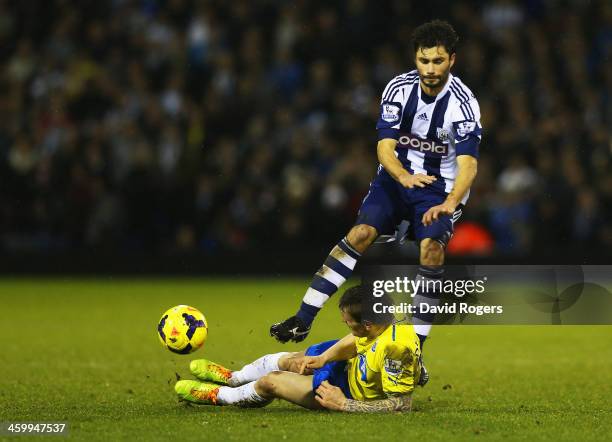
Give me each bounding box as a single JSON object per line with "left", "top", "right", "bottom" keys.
{"left": 356, "top": 168, "right": 462, "bottom": 247}
{"left": 305, "top": 340, "right": 352, "bottom": 399}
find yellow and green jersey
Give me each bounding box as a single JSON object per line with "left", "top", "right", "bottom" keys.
{"left": 347, "top": 323, "right": 421, "bottom": 401}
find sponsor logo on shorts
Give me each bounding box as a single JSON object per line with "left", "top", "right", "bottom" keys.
{"left": 398, "top": 133, "right": 448, "bottom": 157}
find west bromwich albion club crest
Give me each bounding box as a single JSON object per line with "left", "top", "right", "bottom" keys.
{"left": 436, "top": 127, "right": 450, "bottom": 142}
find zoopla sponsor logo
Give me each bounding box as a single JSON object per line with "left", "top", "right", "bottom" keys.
{"left": 398, "top": 134, "right": 447, "bottom": 155}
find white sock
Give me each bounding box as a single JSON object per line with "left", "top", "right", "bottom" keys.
{"left": 229, "top": 352, "right": 289, "bottom": 387}
{"left": 413, "top": 323, "right": 433, "bottom": 337}
{"left": 217, "top": 381, "right": 269, "bottom": 407}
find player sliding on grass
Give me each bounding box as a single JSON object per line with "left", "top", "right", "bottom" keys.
{"left": 270, "top": 20, "right": 482, "bottom": 378}
{"left": 175, "top": 286, "right": 421, "bottom": 412}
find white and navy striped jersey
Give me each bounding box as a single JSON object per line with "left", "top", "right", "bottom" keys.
{"left": 376, "top": 70, "right": 482, "bottom": 204}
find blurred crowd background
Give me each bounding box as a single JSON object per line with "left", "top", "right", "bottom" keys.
{"left": 0, "top": 0, "right": 610, "bottom": 261}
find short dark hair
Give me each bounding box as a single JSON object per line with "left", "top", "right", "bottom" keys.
{"left": 339, "top": 285, "right": 366, "bottom": 323}
{"left": 412, "top": 20, "right": 459, "bottom": 55}
{"left": 339, "top": 285, "right": 394, "bottom": 325}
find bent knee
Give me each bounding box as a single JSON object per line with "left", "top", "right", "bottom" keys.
{"left": 256, "top": 371, "right": 284, "bottom": 396}
{"left": 279, "top": 352, "right": 305, "bottom": 372}
{"left": 347, "top": 224, "right": 378, "bottom": 251}
{"left": 420, "top": 238, "right": 445, "bottom": 265}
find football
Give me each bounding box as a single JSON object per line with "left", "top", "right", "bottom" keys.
{"left": 157, "top": 305, "right": 208, "bottom": 354}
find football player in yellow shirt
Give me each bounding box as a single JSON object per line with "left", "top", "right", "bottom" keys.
{"left": 175, "top": 285, "right": 421, "bottom": 412}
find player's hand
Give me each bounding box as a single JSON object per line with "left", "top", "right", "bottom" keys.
{"left": 315, "top": 381, "right": 347, "bottom": 411}
{"left": 398, "top": 173, "right": 437, "bottom": 189}
{"left": 270, "top": 316, "right": 311, "bottom": 343}
{"left": 299, "top": 355, "right": 327, "bottom": 374}
{"left": 421, "top": 201, "right": 456, "bottom": 226}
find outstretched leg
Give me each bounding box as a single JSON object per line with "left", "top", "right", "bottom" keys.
{"left": 176, "top": 370, "right": 319, "bottom": 409}
{"left": 270, "top": 225, "right": 378, "bottom": 343}
{"left": 299, "top": 226, "right": 378, "bottom": 324}
{"left": 227, "top": 352, "right": 292, "bottom": 386}
{"left": 255, "top": 371, "right": 322, "bottom": 410}
{"left": 175, "top": 379, "right": 271, "bottom": 407}
{"left": 190, "top": 352, "right": 294, "bottom": 387}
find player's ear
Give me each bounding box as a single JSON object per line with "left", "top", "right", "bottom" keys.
{"left": 449, "top": 53, "right": 456, "bottom": 69}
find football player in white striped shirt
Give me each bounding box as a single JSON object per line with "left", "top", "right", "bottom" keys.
{"left": 271, "top": 21, "right": 482, "bottom": 384}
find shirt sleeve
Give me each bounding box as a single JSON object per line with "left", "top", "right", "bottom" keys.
{"left": 378, "top": 341, "right": 418, "bottom": 397}
{"left": 452, "top": 97, "right": 483, "bottom": 158}
{"left": 376, "top": 77, "right": 404, "bottom": 141}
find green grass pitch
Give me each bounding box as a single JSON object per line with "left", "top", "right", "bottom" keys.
{"left": 1, "top": 278, "right": 611, "bottom": 441}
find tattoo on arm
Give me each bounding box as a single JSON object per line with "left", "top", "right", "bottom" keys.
{"left": 342, "top": 395, "right": 412, "bottom": 413}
